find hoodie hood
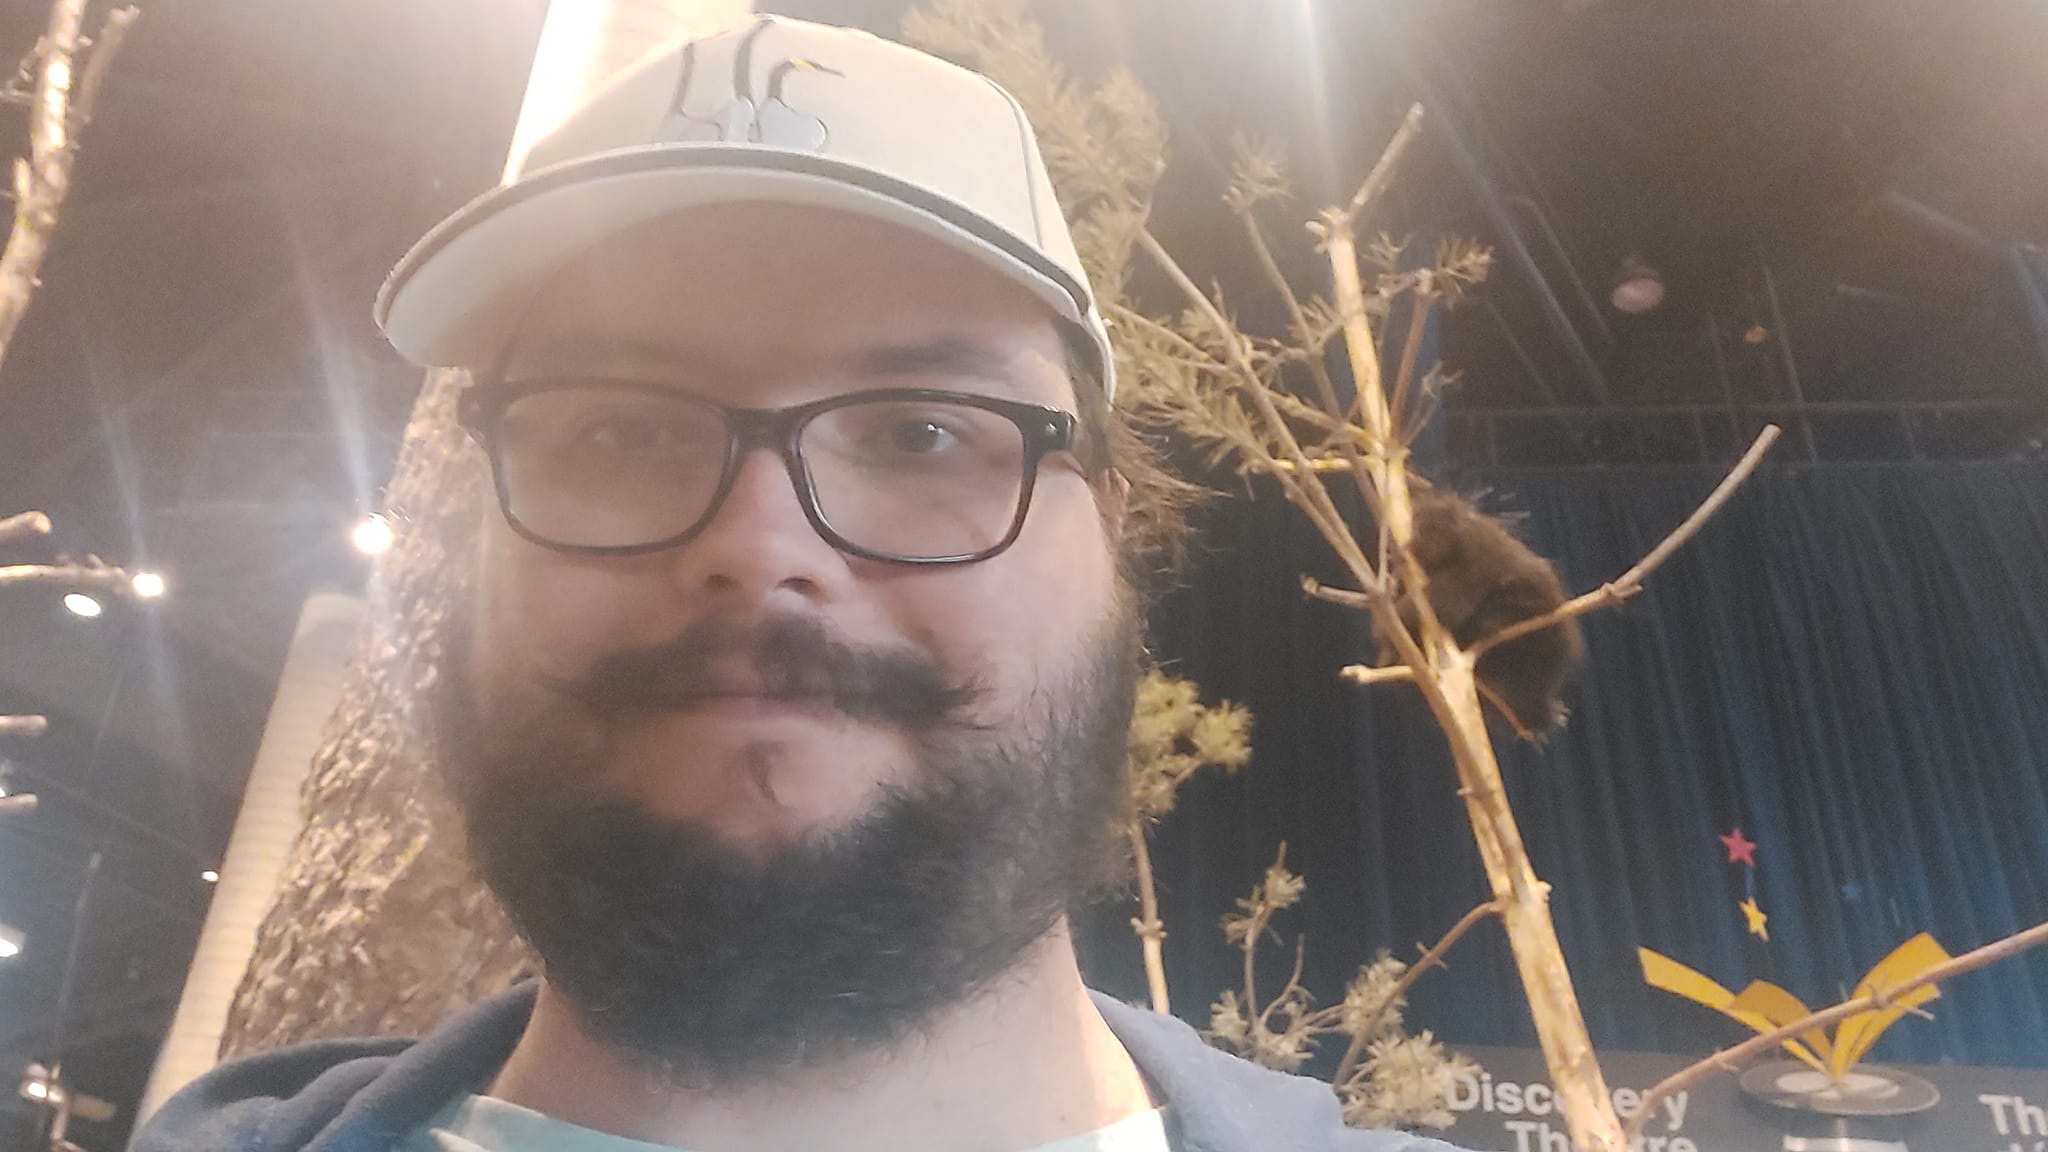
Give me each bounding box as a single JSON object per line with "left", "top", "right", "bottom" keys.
{"left": 134, "top": 983, "right": 1466, "bottom": 1152}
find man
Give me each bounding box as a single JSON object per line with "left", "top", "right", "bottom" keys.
{"left": 136, "top": 18, "right": 1466, "bottom": 1152}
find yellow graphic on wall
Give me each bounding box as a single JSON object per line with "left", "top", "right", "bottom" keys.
{"left": 1639, "top": 933, "right": 1951, "bottom": 1080}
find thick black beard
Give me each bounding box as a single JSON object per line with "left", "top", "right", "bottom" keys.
{"left": 440, "top": 610, "right": 1138, "bottom": 1084}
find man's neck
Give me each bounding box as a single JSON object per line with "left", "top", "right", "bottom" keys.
{"left": 486, "top": 924, "right": 1156, "bottom": 1152}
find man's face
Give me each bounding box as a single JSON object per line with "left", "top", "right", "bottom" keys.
{"left": 440, "top": 202, "right": 1139, "bottom": 1078}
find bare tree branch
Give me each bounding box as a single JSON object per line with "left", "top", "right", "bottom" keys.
{"left": 69, "top": 6, "right": 139, "bottom": 129}
{"left": 1235, "top": 204, "right": 1344, "bottom": 418}
{"left": 0, "top": 0, "right": 141, "bottom": 378}
{"left": 1337, "top": 104, "right": 1424, "bottom": 223}
{"left": 0, "top": 509, "right": 53, "bottom": 545}
{"left": 0, "top": 558, "right": 132, "bottom": 594}
{"left": 1625, "top": 918, "right": 2048, "bottom": 1144}
{"left": 1340, "top": 664, "right": 1415, "bottom": 686}
{"left": 1300, "top": 576, "right": 1377, "bottom": 612}
{"left": 1127, "top": 821, "right": 1171, "bottom": 1013}
{"left": 1134, "top": 228, "right": 1384, "bottom": 594}
{"left": 1333, "top": 900, "right": 1504, "bottom": 1084}
{"left": 0, "top": 715, "right": 49, "bottom": 739}
{"left": 1469, "top": 426, "right": 1782, "bottom": 660}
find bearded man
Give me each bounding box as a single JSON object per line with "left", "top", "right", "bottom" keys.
{"left": 136, "top": 17, "right": 1467, "bottom": 1152}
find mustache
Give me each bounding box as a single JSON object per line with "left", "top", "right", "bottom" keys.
{"left": 550, "top": 614, "right": 979, "bottom": 729}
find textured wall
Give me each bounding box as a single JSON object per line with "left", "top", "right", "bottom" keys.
{"left": 218, "top": 0, "right": 759, "bottom": 1057}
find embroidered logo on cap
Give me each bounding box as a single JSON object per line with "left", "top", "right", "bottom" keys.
{"left": 660, "top": 20, "right": 841, "bottom": 152}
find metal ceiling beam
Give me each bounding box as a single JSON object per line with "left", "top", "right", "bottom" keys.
{"left": 1390, "top": 9, "right": 1613, "bottom": 405}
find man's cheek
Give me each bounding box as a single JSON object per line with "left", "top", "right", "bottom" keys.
{"left": 481, "top": 559, "right": 636, "bottom": 678}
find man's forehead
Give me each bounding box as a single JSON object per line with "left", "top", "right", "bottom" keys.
{"left": 504, "top": 331, "right": 1062, "bottom": 398}
{"left": 489, "top": 205, "right": 1081, "bottom": 405}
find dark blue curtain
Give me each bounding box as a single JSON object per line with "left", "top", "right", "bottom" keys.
{"left": 1075, "top": 461, "right": 2048, "bottom": 1069}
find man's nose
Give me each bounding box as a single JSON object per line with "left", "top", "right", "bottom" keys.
{"left": 663, "top": 447, "right": 849, "bottom": 606}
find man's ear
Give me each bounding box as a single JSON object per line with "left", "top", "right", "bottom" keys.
{"left": 1095, "top": 468, "right": 1130, "bottom": 541}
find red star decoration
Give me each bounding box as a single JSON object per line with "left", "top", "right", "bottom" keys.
{"left": 1721, "top": 827, "right": 1758, "bottom": 867}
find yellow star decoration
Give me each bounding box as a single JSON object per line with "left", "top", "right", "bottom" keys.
{"left": 1739, "top": 898, "right": 1770, "bottom": 942}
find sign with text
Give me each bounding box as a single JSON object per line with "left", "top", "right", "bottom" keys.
{"left": 1432, "top": 1046, "right": 2048, "bottom": 1151}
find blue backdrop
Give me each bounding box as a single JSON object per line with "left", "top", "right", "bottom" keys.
{"left": 1076, "top": 461, "right": 2048, "bottom": 1070}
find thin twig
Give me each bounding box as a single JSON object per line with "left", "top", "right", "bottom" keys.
{"left": 1136, "top": 228, "right": 1382, "bottom": 593}
{"left": 1625, "top": 918, "right": 2048, "bottom": 1143}
{"left": 1236, "top": 204, "right": 1384, "bottom": 522}
{"left": 0, "top": 715, "right": 50, "bottom": 739}
{"left": 1333, "top": 900, "right": 1505, "bottom": 1084}
{"left": 0, "top": 560, "right": 132, "bottom": 593}
{"left": 1300, "top": 576, "right": 1378, "bottom": 612}
{"left": 1271, "top": 458, "right": 1359, "bottom": 473}
{"left": 1127, "top": 820, "right": 1172, "bottom": 1014}
{"left": 1339, "top": 104, "right": 1425, "bottom": 223}
{"left": 1341, "top": 664, "right": 1415, "bottom": 686}
{"left": 0, "top": 509, "right": 53, "bottom": 545}
{"left": 1469, "top": 426, "right": 1782, "bottom": 660}
{"left": 1387, "top": 275, "right": 1436, "bottom": 453}
{"left": 1255, "top": 935, "right": 1311, "bottom": 1036}
{"left": 1105, "top": 301, "right": 1225, "bottom": 368}
{"left": 1235, "top": 206, "right": 1345, "bottom": 418}
{"left": 69, "top": 7, "right": 139, "bottom": 129}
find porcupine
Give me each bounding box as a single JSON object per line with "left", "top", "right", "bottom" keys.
{"left": 1378, "top": 488, "right": 1584, "bottom": 740}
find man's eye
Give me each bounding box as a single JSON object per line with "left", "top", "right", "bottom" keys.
{"left": 886, "top": 418, "right": 960, "bottom": 455}
{"left": 579, "top": 417, "right": 684, "bottom": 453}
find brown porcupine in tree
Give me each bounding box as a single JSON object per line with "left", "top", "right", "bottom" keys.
{"left": 1380, "top": 489, "right": 1584, "bottom": 740}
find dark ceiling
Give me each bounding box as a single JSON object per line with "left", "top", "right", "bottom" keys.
{"left": 0, "top": 0, "right": 2042, "bottom": 1145}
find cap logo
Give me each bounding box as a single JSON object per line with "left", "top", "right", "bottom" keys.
{"left": 659, "top": 20, "right": 842, "bottom": 152}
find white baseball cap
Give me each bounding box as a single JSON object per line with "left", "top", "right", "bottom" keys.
{"left": 375, "top": 16, "right": 1115, "bottom": 396}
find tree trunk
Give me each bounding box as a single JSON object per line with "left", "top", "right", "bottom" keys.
{"left": 220, "top": 0, "right": 756, "bottom": 1057}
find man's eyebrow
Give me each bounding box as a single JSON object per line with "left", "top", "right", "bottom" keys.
{"left": 846, "top": 339, "right": 1022, "bottom": 386}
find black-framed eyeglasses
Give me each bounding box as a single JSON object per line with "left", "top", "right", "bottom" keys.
{"left": 457, "top": 379, "right": 1081, "bottom": 565}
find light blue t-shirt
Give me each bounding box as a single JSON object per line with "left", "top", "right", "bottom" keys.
{"left": 400, "top": 1093, "right": 1173, "bottom": 1152}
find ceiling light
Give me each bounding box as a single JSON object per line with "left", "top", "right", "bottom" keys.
{"left": 1610, "top": 254, "right": 1666, "bottom": 315}
{"left": 351, "top": 513, "right": 395, "bottom": 556}
{"left": 17, "top": 1064, "right": 62, "bottom": 1107}
{"left": 131, "top": 570, "right": 166, "bottom": 599}
{"left": 201, "top": 869, "right": 220, "bottom": 884}
{"left": 0, "top": 924, "right": 21, "bottom": 959}
{"left": 62, "top": 593, "right": 103, "bottom": 618}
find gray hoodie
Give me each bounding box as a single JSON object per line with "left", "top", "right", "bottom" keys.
{"left": 132, "top": 983, "right": 1470, "bottom": 1152}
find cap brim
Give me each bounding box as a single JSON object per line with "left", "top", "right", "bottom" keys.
{"left": 376, "top": 145, "right": 1097, "bottom": 370}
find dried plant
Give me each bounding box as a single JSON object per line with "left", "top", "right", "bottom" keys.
{"left": 1121, "top": 667, "right": 1479, "bottom": 1131}
{"left": 1206, "top": 847, "right": 1481, "bottom": 1131}
{"left": 903, "top": 3, "right": 1787, "bottom": 1147}
{"left": 912, "top": 6, "right": 2048, "bottom": 1141}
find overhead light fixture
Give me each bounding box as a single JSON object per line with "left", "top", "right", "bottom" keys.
{"left": 62, "top": 593, "right": 103, "bottom": 618}
{"left": 351, "top": 513, "right": 395, "bottom": 556}
{"left": 18, "top": 1063, "right": 64, "bottom": 1107}
{"left": 131, "top": 570, "right": 166, "bottom": 599}
{"left": 0, "top": 923, "right": 21, "bottom": 959}
{"left": 201, "top": 869, "right": 220, "bottom": 884}
{"left": 1610, "top": 254, "right": 1666, "bottom": 315}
